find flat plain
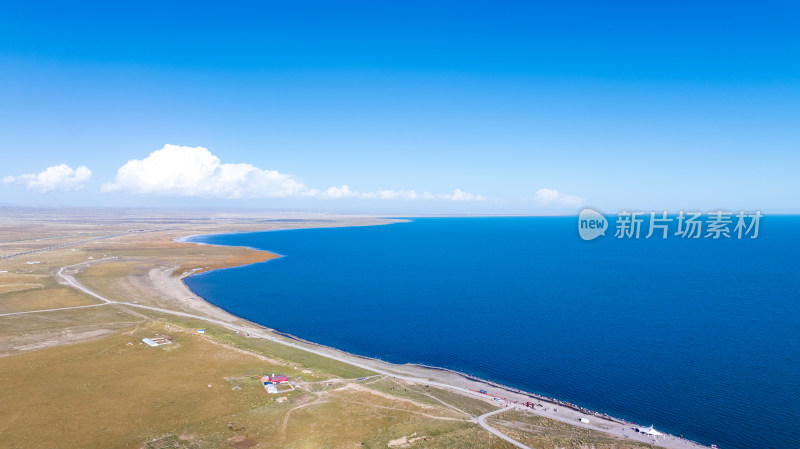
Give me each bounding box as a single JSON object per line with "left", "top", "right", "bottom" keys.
{"left": 0, "top": 208, "right": 666, "bottom": 449}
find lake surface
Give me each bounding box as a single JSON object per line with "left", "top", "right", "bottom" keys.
{"left": 185, "top": 217, "right": 800, "bottom": 449}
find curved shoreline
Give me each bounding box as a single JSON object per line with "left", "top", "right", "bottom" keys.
{"left": 175, "top": 228, "right": 711, "bottom": 449}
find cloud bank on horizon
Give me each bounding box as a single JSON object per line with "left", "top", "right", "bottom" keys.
{"left": 2, "top": 164, "right": 92, "bottom": 193}
{"left": 533, "top": 188, "right": 582, "bottom": 207}
{"left": 2, "top": 145, "right": 582, "bottom": 208}
{"left": 100, "top": 145, "right": 487, "bottom": 202}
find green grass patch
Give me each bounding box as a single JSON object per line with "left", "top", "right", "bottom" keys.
{"left": 129, "top": 307, "right": 375, "bottom": 380}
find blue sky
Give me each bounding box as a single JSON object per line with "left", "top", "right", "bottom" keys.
{"left": 1, "top": 1, "right": 798, "bottom": 213}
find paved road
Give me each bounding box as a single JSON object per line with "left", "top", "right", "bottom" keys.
{"left": 0, "top": 229, "right": 168, "bottom": 260}
{"left": 0, "top": 261, "right": 115, "bottom": 317}
{"left": 1, "top": 233, "right": 126, "bottom": 260}
{"left": 477, "top": 406, "right": 531, "bottom": 449}
{"left": 0, "top": 303, "right": 110, "bottom": 317}
{"left": 56, "top": 263, "right": 114, "bottom": 304}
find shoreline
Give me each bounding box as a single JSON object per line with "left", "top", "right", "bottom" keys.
{"left": 172, "top": 227, "right": 711, "bottom": 449}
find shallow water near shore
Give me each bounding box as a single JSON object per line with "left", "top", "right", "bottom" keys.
{"left": 185, "top": 217, "right": 800, "bottom": 449}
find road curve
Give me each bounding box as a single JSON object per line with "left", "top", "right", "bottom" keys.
{"left": 56, "top": 261, "right": 114, "bottom": 304}
{"left": 477, "top": 406, "right": 532, "bottom": 449}
{"left": 0, "top": 260, "right": 116, "bottom": 317}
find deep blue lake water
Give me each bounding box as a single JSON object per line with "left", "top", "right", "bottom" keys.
{"left": 185, "top": 217, "right": 800, "bottom": 449}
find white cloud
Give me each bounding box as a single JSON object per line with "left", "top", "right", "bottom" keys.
{"left": 446, "top": 188, "right": 486, "bottom": 202}
{"left": 360, "top": 189, "right": 423, "bottom": 200}
{"left": 3, "top": 164, "right": 92, "bottom": 193}
{"left": 336, "top": 188, "right": 485, "bottom": 201}
{"left": 315, "top": 185, "right": 358, "bottom": 199}
{"left": 533, "top": 188, "right": 582, "bottom": 207}
{"left": 101, "top": 144, "right": 307, "bottom": 198}
{"left": 102, "top": 145, "right": 487, "bottom": 202}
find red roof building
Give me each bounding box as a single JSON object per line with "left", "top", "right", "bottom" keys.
{"left": 269, "top": 375, "right": 288, "bottom": 383}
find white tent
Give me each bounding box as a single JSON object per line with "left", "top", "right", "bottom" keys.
{"left": 637, "top": 425, "right": 663, "bottom": 436}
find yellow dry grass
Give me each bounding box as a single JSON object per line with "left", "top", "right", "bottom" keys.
{"left": 0, "top": 274, "right": 44, "bottom": 294}
{"left": 0, "top": 322, "right": 287, "bottom": 449}
{"left": 488, "top": 410, "right": 653, "bottom": 449}
{"left": 0, "top": 270, "right": 102, "bottom": 314}
{"left": 0, "top": 211, "right": 655, "bottom": 449}
{"left": 0, "top": 287, "right": 100, "bottom": 314}
{"left": 0, "top": 321, "right": 515, "bottom": 449}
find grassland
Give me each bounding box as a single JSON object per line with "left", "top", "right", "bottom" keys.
{"left": 0, "top": 209, "right": 661, "bottom": 449}
{"left": 0, "top": 271, "right": 101, "bottom": 313}
{"left": 0, "top": 317, "right": 509, "bottom": 449}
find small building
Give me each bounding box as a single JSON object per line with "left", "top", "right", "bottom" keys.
{"left": 260, "top": 376, "right": 279, "bottom": 393}
{"left": 142, "top": 336, "right": 172, "bottom": 347}
{"left": 269, "top": 375, "right": 289, "bottom": 383}
{"left": 197, "top": 329, "right": 205, "bottom": 334}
